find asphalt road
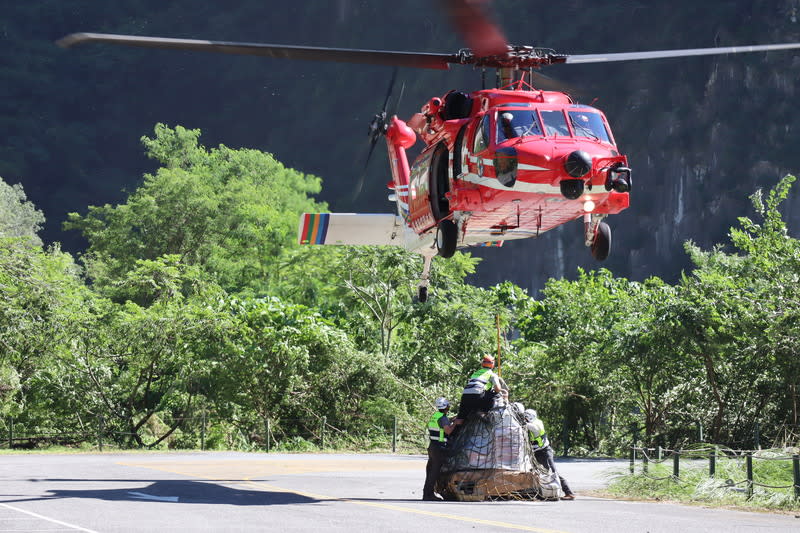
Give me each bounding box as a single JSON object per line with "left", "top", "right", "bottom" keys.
{"left": 0, "top": 452, "right": 798, "bottom": 532}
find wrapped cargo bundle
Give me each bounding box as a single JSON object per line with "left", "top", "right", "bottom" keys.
{"left": 437, "top": 403, "right": 536, "bottom": 500}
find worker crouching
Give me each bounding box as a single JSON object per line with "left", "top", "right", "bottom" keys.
{"left": 455, "top": 355, "right": 507, "bottom": 422}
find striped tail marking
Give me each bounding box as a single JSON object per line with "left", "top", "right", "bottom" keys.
{"left": 299, "top": 213, "right": 330, "bottom": 244}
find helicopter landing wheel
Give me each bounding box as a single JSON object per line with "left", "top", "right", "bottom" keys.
{"left": 436, "top": 219, "right": 458, "bottom": 258}
{"left": 417, "top": 286, "right": 428, "bottom": 303}
{"left": 591, "top": 221, "right": 611, "bottom": 261}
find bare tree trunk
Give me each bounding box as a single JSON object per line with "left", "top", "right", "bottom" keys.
{"left": 701, "top": 352, "right": 725, "bottom": 441}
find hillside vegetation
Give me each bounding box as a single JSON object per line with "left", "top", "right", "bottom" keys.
{"left": 1, "top": 125, "right": 798, "bottom": 453}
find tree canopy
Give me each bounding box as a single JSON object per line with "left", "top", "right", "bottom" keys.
{"left": 2, "top": 135, "right": 799, "bottom": 453}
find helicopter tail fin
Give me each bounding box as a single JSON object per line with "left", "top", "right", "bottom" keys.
{"left": 298, "top": 213, "right": 404, "bottom": 246}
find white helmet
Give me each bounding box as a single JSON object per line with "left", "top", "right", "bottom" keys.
{"left": 435, "top": 397, "right": 450, "bottom": 410}
{"left": 524, "top": 409, "right": 538, "bottom": 422}
{"left": 512, "top": 402, "right": 524, "bottom": 413}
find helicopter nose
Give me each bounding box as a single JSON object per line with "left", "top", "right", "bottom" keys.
{"left": 564, "top": 150, "right": 592, "bottom": 178}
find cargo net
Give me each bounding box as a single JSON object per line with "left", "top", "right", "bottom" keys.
{"left": 436, "top": 400, "right": 552, "bottom": 501}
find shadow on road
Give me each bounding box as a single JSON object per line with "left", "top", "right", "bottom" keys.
{"left": 4, "top": 480, "right": 319, "bottom": 506}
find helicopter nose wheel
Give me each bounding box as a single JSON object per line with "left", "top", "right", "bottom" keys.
{"left": 590, "top": 221, "right": 612, "bottom": 261}
{"left": 436, "top": 219, "right": 458, "bottom": 258}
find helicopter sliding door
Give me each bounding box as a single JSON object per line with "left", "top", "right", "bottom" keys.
{"left": 429, "top": 143, "right": 450, "bottom": 221}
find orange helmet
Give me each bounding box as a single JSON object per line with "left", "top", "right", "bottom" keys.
{"left": 482, "top": 355, "right": 495, "bottom": 368}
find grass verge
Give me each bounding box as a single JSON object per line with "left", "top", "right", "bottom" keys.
{"left": 606, "top": 447, "right": 800, "bottom": 512}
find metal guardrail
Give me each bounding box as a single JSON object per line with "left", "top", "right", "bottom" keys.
{"left": 629, "top": 445, "right": 800, "bottom": 499}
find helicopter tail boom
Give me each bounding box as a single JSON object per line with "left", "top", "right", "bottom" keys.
{"left": 298, "top": 213, "right": 405, "bottom": 246}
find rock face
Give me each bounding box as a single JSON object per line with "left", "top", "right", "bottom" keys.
{"left": 466, "top": 0, "right": 800, "bottom": 291}
{"left": 6, "top": 1, "right": 800, "bottom": 291}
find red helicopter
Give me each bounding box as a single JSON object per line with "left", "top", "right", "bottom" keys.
{"left": 58, "top": 1, "right": 800, "bottom": 302}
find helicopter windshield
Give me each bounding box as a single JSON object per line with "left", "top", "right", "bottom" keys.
{"left": 496, "top": 110, "right": 542, "bottom": 142}
{"left": 568, "top": 111, "right": 611, "bottom": 143}
{"left": 540, "top": 109, "right": 570, "bottom": 137}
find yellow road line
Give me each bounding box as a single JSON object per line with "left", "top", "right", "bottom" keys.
{"left": 118, "top": 460, "right": 572, "bottom": 533}
{"left": 241, "top": 478, "right": 570, "bottom": 533}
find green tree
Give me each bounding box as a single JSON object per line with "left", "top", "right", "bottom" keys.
{"left": 65, "top": 124, "right": 327, "bottom": 296}
{"left": 0, "top": 177, "right": 44, "bottom": 246}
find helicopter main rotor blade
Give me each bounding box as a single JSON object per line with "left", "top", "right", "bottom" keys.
{"left": 567, "top": 42, "right": 800, "bottom": 64}
{"left": 442, "top": 0, "right": 508, "bottom": 57}
{"left": 57, "top": 32, "right": 458, "bottom": 70}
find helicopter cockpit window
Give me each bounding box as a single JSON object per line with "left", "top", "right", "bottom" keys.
{"left": 496, "top": 110, "right": 542, "bottom": 142}
{"left": 473, "top": 114, "right": 490, "bottom": 153}
{"left": 540, "top": 110, "right": 570, "bottom": 137}
{"left": 568, "top": 111, "right": 611, "bottom": 143}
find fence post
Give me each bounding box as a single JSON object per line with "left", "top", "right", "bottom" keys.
{"left": 8, "top": 418, "right": 13, "bottom": 449}
{"left": 754, "top": 422, "right": 761, "bottom": 450}
{"left": 265, "top": 418, "right": 271, "bottom": 453}
{"left": 200, "top": 410, "right": 206, "bottom": 451}
{"left": 673, "top": 450, "right": 680, "bottom": 478}
{"left": 629, "top": 447, "right": 635, "bottom": 474}
{"left": 792, "top": 454, "right": 799, "bottom": 500}
{"left": 709, "top": 449, "right": 716, "bottom": 478}
{"left": 697, "top": 421, "right": 704, "bottom": 442}
{"left": 657, "top": 445, "right": 662, "bottom": 461}
{"left": 746, "top": 452, "right": 753, "bottom": 500}
{"left": 643, "top": 449, "right": 649, "bottom": 474}
{"left": 392, "top": 415, "right": 397, "bottom": 453}
{"left": 320, "top": 416, "right": 326, "bottom": 449}
{"left": 97, "top": 416, "right": 104, "bottom": 452}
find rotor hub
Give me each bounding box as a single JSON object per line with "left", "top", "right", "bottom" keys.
{"left": 456, "top": 45, "right": 568, "bottom": 69}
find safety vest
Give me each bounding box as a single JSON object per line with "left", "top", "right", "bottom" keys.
{"left": 462, "top": 367, "right": 496, "bottom": 395}
{"left": 428, "top": 411, "right": 448, "bottom": 444}
{"left": 527, "top": 419, "right": 550, "bottom": 450}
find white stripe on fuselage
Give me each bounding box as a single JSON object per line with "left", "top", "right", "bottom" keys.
{"left": 460, "top": 172, "right": 563, "bottom": 194}
{"left": 468, "top": 156, "right": 549, "bottom": 172}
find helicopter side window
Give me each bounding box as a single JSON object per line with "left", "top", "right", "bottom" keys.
{"left": 497, "top": 110, "right": 542, "bottom": 142}
{"left": 473, "top": 114, "right": 490, "bottom": 153}
{"left": 568, "top": 111, "right": 611, "bottom": 143}
{"left": 540, "top": 110, "right": 570, "bottom": 137}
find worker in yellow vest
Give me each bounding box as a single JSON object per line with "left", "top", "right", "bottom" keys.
{"left": 525, "top": 408, "right": 575, "bottom": 500}
{"left": 455, "top": 354, "right": 507, "bottom": 421}
{"left": 423, "top": 397, "right": 459, "bottom": 501}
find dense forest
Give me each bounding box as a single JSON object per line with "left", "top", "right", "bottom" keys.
{"left": 1, "top": 124, "right": 798, "bottom": 452}
{"left": 2, "top": 1, "right": 800, "bottom": 452}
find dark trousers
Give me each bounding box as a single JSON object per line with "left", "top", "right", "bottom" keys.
{"left": 534, "top": 446, "right": 573, "bottom": 496}
{"left": 456, "top": 390, "right": 497, "bottom": 420}
{"left": 423, "top": 442, "right": 446, "bottom": 499}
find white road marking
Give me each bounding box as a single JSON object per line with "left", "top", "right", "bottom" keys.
{"left": 127, "top": 491, "right": 179, "bottom": 502}
{"left": 0, "top": 503, "right": 100, "bottom": 533}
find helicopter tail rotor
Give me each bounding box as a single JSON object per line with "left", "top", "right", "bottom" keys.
{"left": 352, "top": 68, "right": 405, "bottom": 204}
